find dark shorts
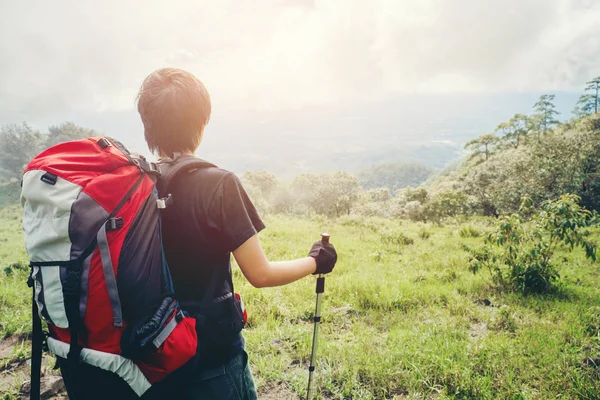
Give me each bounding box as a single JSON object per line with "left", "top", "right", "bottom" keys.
{"left": 58, "top": 350, "right": 257, "bottom": 400}
{"left": 58, "top": 357, "right": 138, "bottom": 400}
{"left": 185, "top": 349, "right": 257, "bottom": 400}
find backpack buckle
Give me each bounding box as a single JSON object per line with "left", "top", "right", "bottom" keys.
{"left": 42, "top": 331, "right": 50, "bottom": 353}
{"left": 62, "top": 265, "right": 82, "bottom": 297}
{"left": 149, "top": 162, "right": 159, "bottom": 173}
{"left": 97, "top": 138, "right": 111, "bottom": 149}
{"left": 157, "top": 194, "right": 173, "bottom": 209}
{"left": 132, "top": 155, "right": 160, "bottom": 175}
{"left": 105, "top": 217, "right": 124, "bottom": 231}
{"left": 40, "top": 172, "right": 58, "bottom": 185}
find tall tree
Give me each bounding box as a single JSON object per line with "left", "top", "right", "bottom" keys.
{"left": 586, "top": 77, "right": 600, "bottom": 114}
{"left": 328, "top": 171, "right": 361, "bottom": 216}
{"left": 573, "top": 94, "right": 596, "bottom": 117}
{"left": 573, "top": 77, "right": 600, "bottom": 117}
{"left": 242, "top": 171, "right": 278, "bottom": 197}
{"left": 404, "top": 187, "right": 429, "bottom": 204}
{"left": 532, "top": 94, "right": 560, "bottom": 138}
{"left": 461, "top": 163, "right": 499, "bottom": 217}
{"left": 46, "top": 122, "right": 98, "bottom": 148}
{"left": 0, "top": 123, "right": 44, "bottom": 181}
{"left": 291, "top": 171, "right": 361, "bottom": 217}
{"left": 366, "top": 187, "right": 391, "bottom": 203}
{"left": 496, "top": 114, "right": 529, "bottom": 149}
{"left": 464, "top": 133, "right": 499, "bottom": 161}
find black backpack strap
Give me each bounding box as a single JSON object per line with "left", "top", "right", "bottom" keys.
{"left": 62, "top": 261, "right": 83, "bottom": 366}
{"left": 157, "top": 156, "right": 216, "bottom": 208}
{"left": 29, "top": 273, "right": 43, "bottom": 400}
{"left": 156, "top": 156, "right": 241, "bottom": 330}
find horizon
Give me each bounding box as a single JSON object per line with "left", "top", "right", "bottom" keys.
{"left": 8, "top": 91, "right": 584, "bottom": 177}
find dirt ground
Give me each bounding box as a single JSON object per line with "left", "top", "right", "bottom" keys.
{"left": 1, "top": 337, "right": 299, "bottom": 399}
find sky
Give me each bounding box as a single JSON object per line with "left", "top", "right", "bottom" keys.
{"left": 1, "top": 0, "right": 599, "bottom": 126}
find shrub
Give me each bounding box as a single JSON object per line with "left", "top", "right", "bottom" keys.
{"left": 404, "top": 201, "right": 424, "bottom": 222}
{"left": 467, "top": 194, "right": 597, "bottom": 294}
{"left": 492, "top": 306, "right": 518, "bottom": 332}
{"left": 338, "top": 215, "right": 382, "bottom": 231}
{"left": 269, "top": 186, "right": 294, "bottom": 214}
{"left": 3, "top": 261, "right": 27, "bottom": 276}
{"left": 459, "top": 225, "right": 481, "bottom": 238}
{"left": 404, "top": 187, "right": 429, "bottom": 203}
{"left": 380, "top": 230, "right": 414, "bottom": 252}
{"left": 383, "top": 196, "right": 409, "bottom": 219}
{"left": 369, "top": 248, "right": 387, "bottom": 262}
{"left": 352, "top": 202, "right": 388, "bottom": 218}
{"left": 418, "top": 229, "right": 431, "bottom": 240}
{"left": 422, "top": 190, "right": 472, "bottom": 223}
{"left": 337, "top": 215, "right": 362, "bottom": 227}
{"left": 582, "top": 306, "right": 600, "bottom": 337}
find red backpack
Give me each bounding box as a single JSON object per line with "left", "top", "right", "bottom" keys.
{"left": 21, "top": 137, "right": 214, "bottom": 398}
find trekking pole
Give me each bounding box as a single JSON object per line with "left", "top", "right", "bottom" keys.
{"left": 307, "top": 233, "right": 329, "bottom": 400}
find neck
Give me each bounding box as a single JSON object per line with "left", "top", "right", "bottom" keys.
{"left": 158, "top": 150, "right": 195, "bottom": 159}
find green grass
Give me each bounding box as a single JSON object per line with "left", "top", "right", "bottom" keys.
{"left": 0, "top": 206, "right": 30, "bottom": 339}
{"left": 1, "top": 208, "right": 600, "bottom": 398}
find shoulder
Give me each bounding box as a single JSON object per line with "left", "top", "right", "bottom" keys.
{"left": 186, "top": 165, "right": 240, "bottom": 187}
{"left": 180, "top": 165, "right": 247, "bottom": 204}
{"left": 165, "top": 165, "right": 237, "bottom": 214}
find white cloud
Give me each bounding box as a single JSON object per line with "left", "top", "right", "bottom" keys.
{"left": 0, "top": 0, "right": 599, "bottom": 120}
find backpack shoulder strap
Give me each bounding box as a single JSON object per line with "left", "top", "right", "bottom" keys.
{"left": 157, "top": 155, "right": 217, "bottom": 207}
{"left": 29, "top": 278, "right": 43, "bottom": 400}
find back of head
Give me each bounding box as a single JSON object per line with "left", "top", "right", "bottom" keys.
{"left": 137, "top": 68, "right": 211, "bottom": 157}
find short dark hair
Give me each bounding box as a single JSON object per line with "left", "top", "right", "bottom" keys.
{"left": 136, "top": 68, "right": 211, "bottom": 156}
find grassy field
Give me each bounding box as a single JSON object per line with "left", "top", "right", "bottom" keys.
{"left": 1, "top": 206, "right": 600, "bottom": 399}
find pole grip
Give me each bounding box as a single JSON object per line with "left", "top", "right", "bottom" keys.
{"left": 320, "top": 233, "right": 330, "bottom": 244}
{"left": 316, "top": 276, "right": 325, "bottom": 294}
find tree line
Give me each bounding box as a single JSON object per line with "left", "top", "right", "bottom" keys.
{"left": 0, "top": 122, "right": 97, "bottom": 182}
{"left": 454, "top": 77, "right": 600, "bottom": 217}
{"left": 243, "top": 78, "right": 600, "bottom": 221}
{"left": 1, "top": 77, "right": 599, "bottom": 219}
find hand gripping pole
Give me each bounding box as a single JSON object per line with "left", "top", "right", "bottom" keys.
{"left": 307, "top": 233, "right": 329, "bottom": 400}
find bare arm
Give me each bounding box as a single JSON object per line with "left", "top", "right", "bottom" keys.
{"left": 233, "top": 234, "right": 317, "bottom": 288}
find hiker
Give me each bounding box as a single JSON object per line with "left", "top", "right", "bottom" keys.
{"left": 135, "top": 67, "right": 338, "bottom": 398}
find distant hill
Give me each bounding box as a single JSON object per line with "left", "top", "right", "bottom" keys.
{"left": 21, "top": 92, "right": 580, "bottom": 177}
{"left": 425, "top": 113, "right": 600, "bottom": 215}
{"left": 358, "top": 162, "right": 433, "bottom": 192}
